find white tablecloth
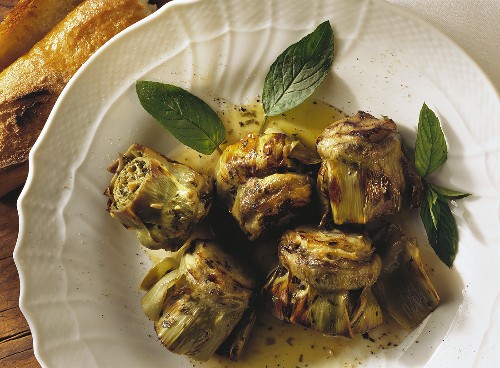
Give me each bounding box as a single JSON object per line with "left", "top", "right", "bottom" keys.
{"left": 388, "top": 0, "right": 500, "bottom": 92}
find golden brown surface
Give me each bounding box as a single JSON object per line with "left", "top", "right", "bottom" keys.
{"left": 0, "top": 1, "right": 18, "bottom": 21}
{"left": 0, "top": 0, "right": 153, "bottom": 197}
{"left": 0, "top": 0, "right": 84, "bottom": 72}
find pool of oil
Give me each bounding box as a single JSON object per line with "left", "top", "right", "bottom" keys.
{"left": 166, "top": 97, "right": 346, "bottom": 175}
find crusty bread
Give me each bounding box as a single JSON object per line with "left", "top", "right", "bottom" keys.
{"left": 0, "top": 2, "right": 18, "bottom": 23}
{"left": 0, "top": 0, "right": 155, "bottom": 197}
{"left": 0, "top": 0, "right": 84, "bottom": 72}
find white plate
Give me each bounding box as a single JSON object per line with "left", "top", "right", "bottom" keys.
{"left": 14, "top": 0, "right": 500, "bottom": 367}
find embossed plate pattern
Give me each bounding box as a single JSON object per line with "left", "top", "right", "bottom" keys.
{"left": 14, "top": 0, "right": 500, "bottom": 367}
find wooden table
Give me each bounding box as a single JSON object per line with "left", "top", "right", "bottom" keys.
{"left": 0, "top": 4, "right": 34, "bottom": 368}
{"left": 0, "top": 1, "right": 169, "bottom": 366}
{"left": 0, "top": 0, "right": 40, "bottom": 365}
{"left": 0, "top": 189, "right": 35, "bottom": 367}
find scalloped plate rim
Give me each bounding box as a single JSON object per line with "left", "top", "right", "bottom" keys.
{"left": 14, "top": 0, "right": 500, "bottom": 367}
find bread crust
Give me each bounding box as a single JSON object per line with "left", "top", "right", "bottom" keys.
{"left": 0, "top": 161, "right": 29, "bottom": 198}
{"left": 0, "top": 0, "right": 84, "bottom": 72}
{"left": 0, "top": 0, "right": 154, "bottom": 195}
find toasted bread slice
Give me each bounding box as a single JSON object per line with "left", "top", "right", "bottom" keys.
{"left": 0, "top": 0, "right": 84, "bottom": 72}
{"left": 0, "top": 0, "right": 154, "bottom": 197}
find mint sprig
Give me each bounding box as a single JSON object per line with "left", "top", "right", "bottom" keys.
{"left": 262, "top": 20, "right": 334, "bottom": 118}
{"left": 427, "top": 183, "right": 470, "bottom": 200}
{"left": 136, "top": 81, "right": 225, "bottom": 155}
{"left": 415, "top": 103, "right": 470, "bottom": 267}
{"left": 415, "top": 103, "right": 447, "bottom": 177}
{"left": 420, "top": 188, "right": 459, "bottom": 267}
{"left": 136, "top": 21, "right": 335, "bottom": 153}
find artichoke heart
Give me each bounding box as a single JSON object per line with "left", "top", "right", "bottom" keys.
{"left": 105, "top": 143, "right": 213, "bottom": 251}
{"left": 215, "top": 132, "right": 317, "bottom": 240}
{"left": 231, "top": 173, "right": 313, "bottom": 240}
{"left": 316, "top": 112, "right": 423, "bottom": 225}
{"left": 372, "top": 224, "right": 440, "bottom": 329}
{"left": 279, "top": 227, "right": 381, "bottom": 291}
{"left": 142, "top": 239, "right": 255, "bottom": 361}
{"left": 263, "top": 227, "right": 383, "bottom": 338}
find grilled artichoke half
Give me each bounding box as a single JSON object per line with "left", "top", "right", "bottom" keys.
{"left": 372, "top": 224, "right": 440, "bottom": 329}
{"left": 215, "top": 132, "right": 317, "bottom": 240}
{"left": 263, "top": 227, "right": 383, "bottom": 337}
{"left": 105, "top": 143, "right": 213, "bottom": 251}
{"left": 141, "top": 239, "right": 255, "bottom": 361}
{"left": 316, "top": 112, "right": 422, "bottom": 225}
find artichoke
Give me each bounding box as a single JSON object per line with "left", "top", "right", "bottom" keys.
{"left": 263, "top": 227, "right": 383, "bottom": 337}
{"left": 215, "top": 132, "right": 317, "bottom": 240}
{"left": 231, "top": 173, "right": 313, "bottom": 240}
{"left": 372, "top": 224, "right": 440, "bottom": 329}
{"left": 216, "top": 307, "right": 257, "bottom": 361}
{"left": 279, "top": 227, "right": 382, "bottom": 291}
{"left": 316, "top": 112, "right": 422, "bottom": 225}
{"left": 141, "top": 239, "right": 255, "bottom": 361}
{"left": 105, "top": 143, "right": 213, "bottom": 251}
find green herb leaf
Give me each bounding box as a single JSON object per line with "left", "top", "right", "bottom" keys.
{"left": 420, "top": 186, "right": 458, "bottom": 267}
{"left": 415, "top": 105, "right": 468, "bottom": 268}
{"left": 415, "top": 103, "right": 447, "bottom": 177}
{"left": 429, "top": 183, "right": 471, "bottom": 200}
{"left": 136, "top": 81, "right": 225, "bottom": 155}
{"left": 420, "top": 189, "right": 434, "bottom": 234}
{"left": 426, "top": 185, "right": 440, "bottom": 228}
{"left": 262, "top": 20, "right": 334, "bottom": 117}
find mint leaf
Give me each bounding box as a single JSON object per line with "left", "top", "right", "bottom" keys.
{"left": 414, "top": 104, "right": 469, "bottom": 267}
{"left": 415, "top": 103, "right": 447, "bottom": 177}
{"left": 262, "top": 20, "right": 334, "bottom": 117}
{"left": 136, "top": 81, "right": 225, "bottom": 155}
{"left": 420, "top": 190, "right": 434, "bottom": 234}
{"left": 421, "top": 193, "right": 458, "bottom": 268}
{"left": 429, "top": 183, "right": 471, "bottom": 200}
{"left": 426, "top": 185, "right": 440, "bottom": 228}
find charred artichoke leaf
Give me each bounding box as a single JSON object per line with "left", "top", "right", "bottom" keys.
{"left": 105, "top": 143, "right": 213, "bottom": 251}
{"left": 232, "top": 173, "right": 313, "bottom": 240}
{"left": 216, "top": 307, "right": 257, "bottom": 361}
{"left": 279, "top": 227, "right": 381, "bottom": 291}
{"left": 372, "top": 224, "right": 440, "bottom": 329}
{"left": 288, "top": 139, "right": 322, "bottom": 165}
{"left": 215, "top": 132, "right": 316, "bottom": 206}
{"left": 263, "top": 266, "right": 353, "bottom": 337}
{"left": 350, "top": 286, "right": 383, "bottom": 334}
{"left": 262, "top": 127, "right": 321, "bottom": 164}
{"left": 215, "top": 132, "right": 316, "bottom": 240}
{"left": 156, "top": 291, "right": 242, "bottom": 361}
{"left": 148, "top": 239, "right": 255, "bottom": 361}
{"left": 309, "top": 291, "right": 352, "bottom": 337}
{"left": 141, "top": 243, "right": 193, "bottom": 319}
{"left": 140, "top": 256, "right": 180, "bottom": 291}
{"left": 140, "top": 241, "right": 192, "bottom": 291}
{"left": 263, "top": 227, "right": 384, "bottom": 337}
{"left": 141, "top": 269, "right": 182, "bottom": 321}
{"left": 316, "top": 111, "right": 422, "bottom": 225}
